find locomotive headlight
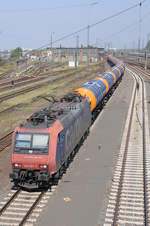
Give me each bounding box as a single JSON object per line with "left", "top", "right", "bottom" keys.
{"left": 40, "top": 164, "right": 48, "bottom": 169}
{"left": 14, "top": 163, "right": 22, "bottom": 168}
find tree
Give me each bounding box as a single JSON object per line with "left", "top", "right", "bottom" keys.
{"left": 145, "top": 40, "right": 150, "bottom": 51}
{"left": 11, "top": 47, "right": 22, "bottom": 58}
{"left": 87, "top": 45, "right": 94, "bottom": 48}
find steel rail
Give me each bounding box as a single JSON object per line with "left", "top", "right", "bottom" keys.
{"left": 113, "top": 68, "right": 149, "bottom": 225}
{"left": 0, "top": 68, "right": 74, "bottom": 90}
{"left": 0, "top": 132, "right": 13, "bottom": 152}
{"left": 140, "top": 75, "right": 148, "bottom": 225}
{"left": 113, "top": 72, "right": 138, "bottom": 225}
{"left": 0, "top": 188, "right": 45, "bottom": 225}
{"left": 128, "top": 64, "right": 150, "bottom": 78}
{"left": 0, "top": 67, "right": 86, "bottom": 102}
{"left": 0, "top": 188, "right": 21, "bottom": 216}
{"left": 19, "top": 191, "right": 46, "bottom": 226}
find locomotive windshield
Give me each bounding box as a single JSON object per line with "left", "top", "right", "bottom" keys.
{"left": 14, "top": 133, "right": 50, "bottom": 155}
{"left": 15, "top": 134, "right": 31, "bottom": 148}
{"left": 32, "top": 134, "right": 49, "bottom": 149}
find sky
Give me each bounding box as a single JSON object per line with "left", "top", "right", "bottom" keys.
{"left": 0, "top": 0, "right": 150, "bottom": 50}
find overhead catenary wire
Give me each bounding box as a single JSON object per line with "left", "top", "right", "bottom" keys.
{"left": 98, "top": 8, "right": 150, "bottom": 44}
{"left": 35, "top": 0, "right": 147, "bottom": 51}
{"left": 19, "top": 0, "right": 147, "bottom": 57}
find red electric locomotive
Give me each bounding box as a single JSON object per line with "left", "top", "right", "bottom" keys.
{"left": 10, "top": 94, "right": 91, "bottom": 188}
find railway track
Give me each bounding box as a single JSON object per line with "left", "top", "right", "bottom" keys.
{"left": 0, "top": 187, "right": 55, "bottom": 225}
{"left": 127, "top": 64, "right": 150, "bottom": 78}
{"left": 0, "top": 68, "right": 74, "bottom": 92}
{"left": 104, "top": 67, "right": 150, "bottom": 225}
{"left": 0, "top": 72, "right": 12, "bottom": 81}
{"left": 0, "top": 132, "right": 13, "bottom": 152}
{"left": 0, "top": 62, "right": 64, "bottom": 87}
{"left": 0, "top": 64, "right": 101, "bottom": 103}
{"left": 0, "top": 62, "right": 101, "bottom": 93}
{"left": 0, "top": 70, "right": 76, "bottom": 102}
{"left": 122, "top": 57, "right": 150, "bottom": 70}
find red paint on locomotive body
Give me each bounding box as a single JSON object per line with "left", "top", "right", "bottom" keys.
{"left": 11, "top": 120, "right": 63, "bottom": 176}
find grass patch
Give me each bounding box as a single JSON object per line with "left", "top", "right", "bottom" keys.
{"left": 0, "top": 61, "right": 15, "bottom": 74}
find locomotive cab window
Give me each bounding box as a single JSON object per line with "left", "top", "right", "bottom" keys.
{"left": 32, "top": 134, "right": 49, "bottom": 149}
{"left": 15, "top": 133, "right": 31, "bottom": 148}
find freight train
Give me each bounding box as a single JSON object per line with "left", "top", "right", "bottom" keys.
{"left": 10, "top": 55, "right": 125, "bottom": 188}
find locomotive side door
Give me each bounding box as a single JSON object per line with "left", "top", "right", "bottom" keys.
{"left": 57, "top": 132, "right": 65, "bottom": 163}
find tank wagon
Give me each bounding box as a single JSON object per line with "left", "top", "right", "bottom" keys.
{"left": 75, "top": 56, "right": 125, "bottom": 111}
{"left": 10, "top": 55, "right": 125, "bottom": 188}
{"left": 107, "top": 54, "right": 124, "bottom": 67}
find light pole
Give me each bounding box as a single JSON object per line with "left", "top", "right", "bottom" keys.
{"left": 87, "top": 25, "right": 90, "bottom": 68}
{"left": 145, "top": 49, "right": 148, "bottom": 70}
{"left": 87, "top": 2, "right": 99, "bottom": 69}
{"left": 50, "top": 32, "right": 55, "bottom": 62}
{"left": 75, "top": 35, "right": 79, "bottom": 69}
{"left": 138, "top": 2, "right": 142, "bottom": 51}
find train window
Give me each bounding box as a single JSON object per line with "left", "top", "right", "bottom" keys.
{"left": 32, "top": 134, "right": 49, "bottom": 149}
{"left": 15, "top": 133, "right": 31, "bottom": 148}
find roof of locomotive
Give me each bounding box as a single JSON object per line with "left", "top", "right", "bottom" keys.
{"left": 19, "top": 93, "right": 89, "bottom": 130}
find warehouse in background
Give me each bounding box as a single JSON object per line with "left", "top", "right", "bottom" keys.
{"left": 41, "top": 47, "right": 105, "bottom": 64}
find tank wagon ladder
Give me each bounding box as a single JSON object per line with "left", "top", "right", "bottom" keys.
{"left": 104, "top": 68, "right": 150, "bottom": 225}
